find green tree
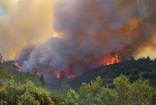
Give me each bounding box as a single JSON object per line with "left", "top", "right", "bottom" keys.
{"left": 0, "top": 79, "right": 55, "bottom": 105}
{"left": 130, "top": 78, "right": 154, "bottom": 104}
{"left": 76, "top": 75, "right": 155, "bottom": 105}
{"left": 17, "top": 90, "right": 40, "bottom": 105}
{"left": 65, "top": 89, "right": 79, "bottom": 105}
{"left": 79, "top": 76, "right": 102, "bottom": 105}
{"left": 61, "top": 80, "right": 70, "bottom": 99}
{"left": 95, "top": 87, "right": 117, "bottom": 105}
{"left": 113, "top": 74, "right": 154, "bottom": 105}
{"left": 40, "top": 74, "right": 45, "bottom": 87}
{"left": 113, "top": 74, "right": 131, "bottom": 104}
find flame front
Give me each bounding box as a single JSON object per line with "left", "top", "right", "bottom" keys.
{"left": 56, "top": 53, "right": 121, "bottom": 79}
{"left": 106, "top": 53, "right": 121, "bottom": 65}
{"left": 97, "top": 53, "right": 121, "bottom": 66}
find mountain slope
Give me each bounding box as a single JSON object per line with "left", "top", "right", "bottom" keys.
{"left": 68, "top": 57, "right": 156, "bottom": 90}
{"left": 0, "top": 60, "right": 55, "bottom": 105}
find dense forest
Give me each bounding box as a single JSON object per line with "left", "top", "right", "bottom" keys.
{"left": 0, "top": 54, "right": 55, "bottom": 105}
{"left": 0, "top": 54, "right": 155, "bottom": 105}
{"left": 68, "top": 57, "right": 156, "bottom": 90}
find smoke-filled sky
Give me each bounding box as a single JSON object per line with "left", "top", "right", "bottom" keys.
{"left": 0, "top": 0, "right": 156, "bottom": 79}
{"left": 0, "top": 0, "right": 58, "bottom": 60}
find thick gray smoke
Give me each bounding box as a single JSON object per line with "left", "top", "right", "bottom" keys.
{"left": 17, "top": 0, "right": 156, "bottom": 80}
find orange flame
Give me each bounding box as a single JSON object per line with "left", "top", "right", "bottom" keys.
{"left": 98, "top": 53, "right": 121, "bottom": 66}
{"left": 56, "top": 65, "right": 81, "bottom": 79}
{"left": 106, "top": 53, "right": 120, "bottom": 65}
{"left": 14, "top": 62, "right": 22, "bottom": 68}
{"left": 56, "top": 53, "right": 120, "bottom": 79}
{"left": 57, "top": 73, "right": 60, "bottom": 79}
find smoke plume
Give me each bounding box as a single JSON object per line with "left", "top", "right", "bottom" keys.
{"left": 1, "top": 0, "right": 156, "bottom": 80}
{"left": 0, "top": 0, "right": 57, "bottom": 60}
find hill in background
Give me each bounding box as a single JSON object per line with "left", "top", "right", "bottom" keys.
{"left": 68, "top": 57, "right": 156, "bottom": 90}
{"left": 1, "top": 54, "right": 156, "bottom": 105}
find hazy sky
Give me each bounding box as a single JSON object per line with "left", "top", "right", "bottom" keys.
{"left": 0, "top": 0, "right": 156, "bottom": 61}
{"left": 0, "top": 0, "right": 58, "bottom": 60}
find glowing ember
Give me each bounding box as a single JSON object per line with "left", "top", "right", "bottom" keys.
{"left": 57, "top": 73, "right": 60, "bottom": 79}
{"left": 14, "top": 62, "right": 22, "bottom": 68}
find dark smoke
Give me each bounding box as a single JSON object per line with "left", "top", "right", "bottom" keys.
{"left": 17, "top": 0, "right": 156, "bottom": 80}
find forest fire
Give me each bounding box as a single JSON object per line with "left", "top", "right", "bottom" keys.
{"left": 57, "top": 72, "right": 81, "bottom": 80}
{"left": 56, "top": 66, "right": 70, "bottom": 79}
{"left": 9, "top": 0, "right": 156, "bottom": 82}
{"left": 56, "top": 53, "right": 121, "bottom": 80}
{"left": 14, "top": 62, "right": 22, "bottom": 68}
{"left": 14, "top": 62, "right": 39, "bottom": 76}
{"left": 56, "top": 63, "right": 82, "bottom": 79}
{"left": 30, "top": 72, "right": 40, "bottom": 75}
{"left": 57, "top": 73, "right": 60, "bottom": 79}
{"left": 106, "top": 53, "right": 121, "bottom": 65}
{"left": 97, "top": 53, "right": 121, "bottom": 66}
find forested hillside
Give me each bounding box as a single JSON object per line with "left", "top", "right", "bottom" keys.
{"left": 52, "top": 57, "right": 156, "bottom": 105}
{"left": 68, "top": 57, "right": 156, "bottom": 90}
{"left": 0, "top": 54, "right": 55, "bottom": 105}
{"left": 0, "top": 54, "right": 156, "bottom": 105}
{"left": 62, "top": 75, "right": 155, "bottom": 105}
